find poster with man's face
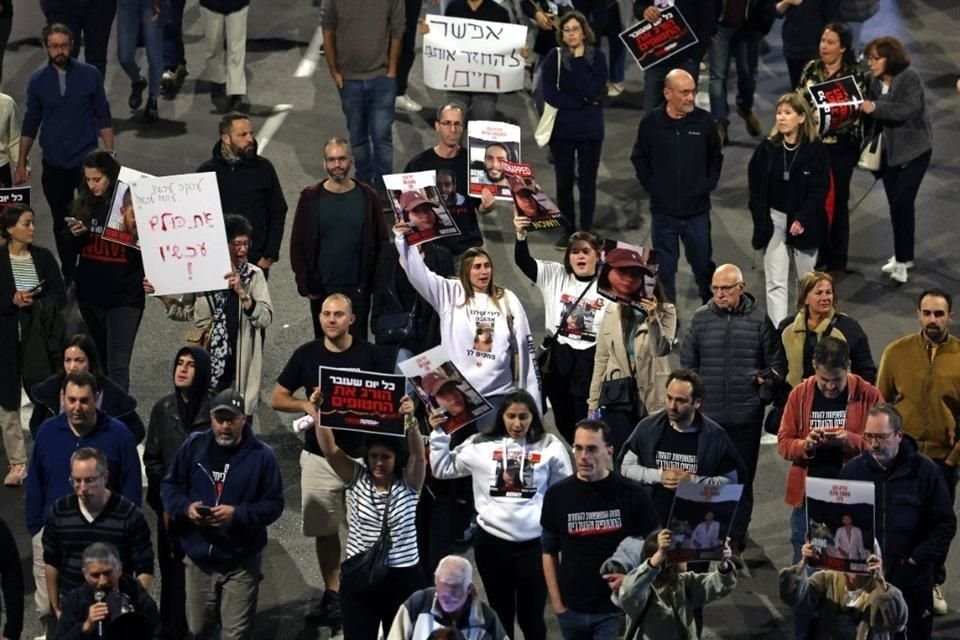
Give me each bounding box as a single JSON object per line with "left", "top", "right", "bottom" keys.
{"left": 467, "top": 120, "right": 521, "bottom": 201}
{"left": 102, "top": 166, "right": 154, "bottom": 249}
{"left": 597, "top": 239, "right": 659, "bottom": 311}
{"left": 384, "top": 170, "right": 461, "bottom": 247}
{"left": 805, "top": 477, "right": 876, "bottom": 574}
{"left": 665, "top": 483, "right": 742, "bottom": 563}
{"left": 399, "top": 346, "right": 493, "bottom": 435}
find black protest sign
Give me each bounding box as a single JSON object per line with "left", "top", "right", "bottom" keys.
{"left": 619, "top": 7, "right": 699, "bottom": 71}
{"left": 319, "top": 367, "right": 406, "bottom": 436}
{"left": 807, "top": 75, "right": 864, "bottom": 135}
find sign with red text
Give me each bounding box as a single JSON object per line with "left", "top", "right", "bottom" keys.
{"left": 620, "top": 6, "right": 698, "bottom": 71}
{"left": 500, "top": 161, "right": 562, "bottom": 230}
{"left": 423, "top": 15, "right": 528, "bottom": 93}
{"left": 805, "top": 477, "right": 875, "bottom": 574}
{"left": 319, "top": 367, "right": 406, "bottom": 436}
{"left": 129, "top": 173, "right": 232, "bottom": 296}
{"left": 807, "top": 75, "right": 864, "bottom": 135}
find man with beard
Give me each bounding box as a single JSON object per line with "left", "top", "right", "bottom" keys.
{"left": 291, "top": 137, "right": 387, "bottom": 339}
{"left": 876, "top": 288, "right": 960, "bottom": 616}
{"left": 481, "top": 142, "right": 510, "bottom": 188}
{"left": 197, "top": 113, "right": 287, "bottom": 276}
{"left": 405, "top": 103, "right": 495, "bottom": 257}
{"left": 161, "top": 389, "right": 284, "bottom": 640}
{"left": 15, "top": 23, "right": 114, "bottom": 284}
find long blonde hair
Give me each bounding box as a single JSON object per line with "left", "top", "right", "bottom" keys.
{"left": 457, "top": 247, "right": 504, "bottom": 309}
{"left": 767, "top": 93, "right": 819, "bottom": 145}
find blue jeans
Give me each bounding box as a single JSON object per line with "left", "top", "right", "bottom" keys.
{"left": 163, "top": 0, "right": 187, "bottom": 70}
{"left": 643, "top": 56, "right": 699, "bottom": 112}
{"left": 117, "top": 0, "right": 163, "bottom": 97}
{"left": 650, "top": 211, "right": 716, "bottom": 304}
{"left": 708, "top": 25, "right": 760, "bottom": 125}
{"left": 556, "top": 609, "right": 620, "bottom": 640}
{"left": 339, "top": 76, "right": 396, "bottom": 191}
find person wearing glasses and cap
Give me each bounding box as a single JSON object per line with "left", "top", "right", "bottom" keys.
{"left": 161, "top": 389, "right": 284, "bottom": 640}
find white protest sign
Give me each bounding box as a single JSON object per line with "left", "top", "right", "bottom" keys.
{"left": 129, "top": 172, "right": 232, "bottom": 296}
{"left": 423, "top": 15, "right": 528, "bottom": 94}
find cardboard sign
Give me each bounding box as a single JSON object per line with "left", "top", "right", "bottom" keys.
{"left": 318, "top": 367, "right": 406, "bottom": 436}
{"left": 423, "top": 15, "right": 528, "bottom": 93}
{"left": 620, "top": 6, "right": 699, "bottom": 71}
{"left": 384, "top": 170, "right": 462, "bottom": 246}
{"left": 501, "top": 160, "right": 563, "bottom": 230}
{"left": 806, "top": 477, "right": 876, "bottom": 574}
{"left": 129, "top": 173, "right": 233, "bottom": 296}
{"left": 102, "top": 167, "right": 154, "bottom": 250}
{"left": 807, "top": 75, "right": 864, "bottom": 135}
{"left": 399, "top": 346, "right": 494, "bottom": 435}
{"left": 467, "top": 120, "right": 521, "bottom": 201}
{"left": 597, "top": 239, "right": 659, "bottom": 311}
{"left": 665, "top": 483, "right": 743, "bottom": 562}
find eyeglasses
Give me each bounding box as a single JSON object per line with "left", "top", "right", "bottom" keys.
{"left": 711, "top": 283, "right": 743, "bottom": 293}
{"left": 862, "top": 432, "right": 898, "bottom": 442}
{"left": 438, "top": 121, "right": 463, "bottom": 129}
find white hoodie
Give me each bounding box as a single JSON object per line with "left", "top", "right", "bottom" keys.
{"left": 396, "top": 233, "right": 542, "bottom": 411}
{"left": 430, "top": 429, "right": 573, "bottom": 542}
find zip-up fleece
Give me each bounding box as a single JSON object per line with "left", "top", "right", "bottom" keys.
{"left": 160, "top": 423, "right": 284, "bottom": 563}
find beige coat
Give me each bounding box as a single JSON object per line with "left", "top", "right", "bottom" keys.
{"left": 588, "top": 303, "right": 676, "bottom": 415}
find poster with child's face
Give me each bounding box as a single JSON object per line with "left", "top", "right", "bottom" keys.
{"left": 384, "top": 170, "right": 461, "bottom": 247}
{"left": 399, "top": 346, "right": 493, "bottom": 435}
{"left": 467, "top": 120, "right": 521, "bottom": 201}
{"left": 597, "top": 239, "right": 659, "bottom": 311}
{"left": 102, "top": 167, "right": 154, "bottom": 249}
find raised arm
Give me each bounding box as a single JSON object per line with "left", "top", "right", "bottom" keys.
{"left": 400, "top": 396, "right": 426, "bottom": 492}
{"left": 394, "top": 227, "right": 458, "bottom": 312}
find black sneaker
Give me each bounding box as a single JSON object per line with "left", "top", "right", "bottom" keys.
{"left": 306, "top": 589, "right": 341, "bottom": 631}
{"left": 143, "top": 97, "right": 159, "bottom": 123}
{"left": 129, "top": 77, "right": 147, "bottom": 110}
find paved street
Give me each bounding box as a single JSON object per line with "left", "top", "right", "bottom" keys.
{"left": 1, "top": 0, "right": 959, "bottom": 637}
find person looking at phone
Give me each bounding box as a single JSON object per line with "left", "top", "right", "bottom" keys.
{"left": 161, "top": 389, "right": 284, "bottom": 640}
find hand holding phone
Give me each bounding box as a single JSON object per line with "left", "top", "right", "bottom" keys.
{"left": 196, "top": 505, "right": 213, "bottom": 518}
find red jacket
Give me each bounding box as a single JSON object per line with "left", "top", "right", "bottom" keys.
{"left": 777, "top": 374, "right": 883, "bottom": 507}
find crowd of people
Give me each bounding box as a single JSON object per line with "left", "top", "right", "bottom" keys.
{"left": 0, "top": 1, "right": 958, "bottom": 640}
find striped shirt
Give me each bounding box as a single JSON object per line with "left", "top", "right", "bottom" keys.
{"left": 345, "top": 461, "right": 419, "bottom": 568}
{"left": 42, "top": 493, "right": 154, "bottom": 594}
{"left": 9, "top": 252, "right": 39, "bottom": 291}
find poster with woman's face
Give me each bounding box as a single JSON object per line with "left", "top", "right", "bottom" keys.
{"left": 384, "top": 170, "right": 461, "bottom": 247}
{"left": 596, "top": 239, "right": 658, "bottom": 310}
{"left": 467, "top": 120, "right": 521, "bottom": 201}
{"left": 399, "top": 346, "right": 494, "bottom": 434}
{"left": 500, "top": 160, "right": 563, "bottom": 231}
{"left": 102, "top": 167, "right": 154, "bottom": 250}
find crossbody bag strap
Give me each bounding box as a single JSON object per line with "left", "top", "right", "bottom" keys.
{"left": 551, "top": 276, "right": 597, "bottom": 340}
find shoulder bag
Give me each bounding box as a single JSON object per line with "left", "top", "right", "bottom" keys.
{"left": 339, "top": 484, "right": 393, "bottom": 593}
{"left": 858, "top": 122, "right": 883, "bottom": 171}
{"left": 535, "top": 48, "right": 562, "bottom": 148}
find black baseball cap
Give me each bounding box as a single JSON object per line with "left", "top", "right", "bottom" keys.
{"left": 211, "top": 389, "right": 245, "bottom": 417}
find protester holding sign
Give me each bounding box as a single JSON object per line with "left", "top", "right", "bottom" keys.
{"left": 514, "top": 218, "right": 607, "bottom": 444}
{"left": 861, "top": 36, "right": 933, "bottom": 285}
{"left": 541, "top": 11, "right": 607, "bottom": 241}
{"left": 796, "top": 23, "right": 868, "bottom": 274}
{"left": 67, "top": 150, "right": 145, "bottom": 393}
{"left": 394, "top": 224, "right": 541, "bottom": 425}
{"left": 748, "top": 93, "right": 830, "bottom": 325}
{"left": 430, "top": 389, "right": 573, "bottom": 640}
{"left": 146, "top": 214, "right": 272, "bottom": 416}
{"left": 314, "top": 394, "right": 426, "bottom": 640}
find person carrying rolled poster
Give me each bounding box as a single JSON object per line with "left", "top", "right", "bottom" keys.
{"left": 394, "top": 223, "right": 541, "bottom": 431}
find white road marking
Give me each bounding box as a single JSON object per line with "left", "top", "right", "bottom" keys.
{"left": 755, "top": 592, "right": 787, "bottom": 623}
{"left": 295, "top": 24, "right": 325, "bottom": 78}
{"left": 257, "top": 104, "right": 293, "bottom": 154}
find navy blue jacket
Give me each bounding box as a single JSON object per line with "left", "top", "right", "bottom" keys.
{"left": 161, "top": 424, "right": 284, "bottom": 564}
{"left": 839, "top": 438, "right": 956, "bottom": 571}
{"left": 25, "top": 412, "right": 142, "bottom": 536}
{"left": 541, "top": 47, "right": 607, "bottom": 143}
{"left": 22, "top": 60, "right": 112, "bottom": 169}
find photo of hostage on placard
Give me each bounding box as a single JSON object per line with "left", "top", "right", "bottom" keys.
{"left": 399, "top": 346, "right": 494, "bottom": 434}
{"left": 384, "top": 170, "right": 461, "bottom": 247}
{"left": 500, "top": 160, "right": 562, "bottom": 230}
{"left": 467, "top": 120, "right": 521, "bottom": 200}
{"left": 597, "top": 240, "right": 659, "bottom": 313}
{"left": 490, "top": 447, "right": 543, "bottom": 499}
{"left": 103, "top": 167, "right": 154, "bottom": 249}
{"left": 664, "top": 483, "right": 742, "bottom": 563}
{"left": 805, "top": 477, "right": 875, "bottom": 574}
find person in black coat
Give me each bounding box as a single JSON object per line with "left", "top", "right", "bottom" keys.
{"left": 0, "top": 204, "right": 66, "bottom": 487}
{"left": 748, "top": 92, "right": 830, "bottom": 326}
{"left": 776, "top": 0, "right": 839, "bottom": 88}
{"left": 0, "top": 517, "right": 24, "bottom": 640}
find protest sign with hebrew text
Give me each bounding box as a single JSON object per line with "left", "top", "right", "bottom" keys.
{"left": 423, "top": 15, "right": 528, "bottom": 93}
{"left": 319, "top": 367, "right": 406, "bottom": 437}
{"left": 620, "top": 6, "right": 699, "bottom": 71}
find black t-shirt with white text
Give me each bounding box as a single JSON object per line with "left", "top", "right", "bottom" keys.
{"left": 807, "top": 385, "right": 848, "bottom": 478}
{"left": 207, "top": 440, "right": 239, "bottom": 502}
{"left": 652, "top": 427, "right": 700, "bottom": 521}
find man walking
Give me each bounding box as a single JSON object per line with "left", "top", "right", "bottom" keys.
{"left": 630, "top": 68, "right": 723, "bottom": 304}
{"left": 197, "top": 113, "right": 288, "bottom": 275}
{"left": 15, "top": 23, "right": 114, "bottom": 284}
{"left": 321, "top": 0, "right": 405, "bottom": 191}
{"left": 290, "top": 138, "right": 387, "bottom": 339}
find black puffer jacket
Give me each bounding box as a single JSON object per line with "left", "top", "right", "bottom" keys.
{"left": 680, "top": 293, "right": 786, "bottom": 426}
{"left": 29, "top": 374, "right": 145, "bottom": 443}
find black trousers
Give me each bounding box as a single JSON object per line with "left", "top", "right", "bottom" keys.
{"left": 341, "top": 565, "right": 424, "bottom": 640}
{"left": 40, "top": 161, "right": 84, "bottom": 284}
{"left": 474, "top": 530, "right": 547, "bottom": 640}
{"left": 396, "top": 0, "right": 422, "bottom": 97}
{"left": 820, "top": 135, "right": 859, "bottom": 271}
{"left": 887, "top": 560, "right": 934, "bottom": 640}
{"left": 308, "top": 286, "right": 371, "bottom": 341}
{"left": 48, "top": 0, "right": 118, "bottom": 79}
{"left": 882, "top": 149, "right": 931, "bottom": 263}
{"left": 544, "top": 343, "right": 594, "bottom": 445}
{"left": 722, "top": 421, "right": 762, "bottom": 544}
{"left": 932, "top": 458, "right": 957, "bottom": 586}
{"left": 416, "top": 476, "right": 475, "bottom": 575}
{"left": 785, "top": 57, "right": 807, "bottom": 91}
{"left": 551, "top": 139, "right": 603, "bottom": 233}
{"left": 156, "top": 515, "right": 188, "bottom": 640}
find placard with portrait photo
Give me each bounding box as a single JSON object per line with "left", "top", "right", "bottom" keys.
{"left": 399, "top": 346, "right": 494, "bottom": 435}
{"left": 384, "top": 170, "right": 461, "bottom": 247}
{"left": 467, "top": 120, "right": 521, "bottom": 201}
{"left": 102, "top": 166, "right": 154, "bottom": 250}
{"left": 596, "top": 239, "right": 659, "bottom": 311}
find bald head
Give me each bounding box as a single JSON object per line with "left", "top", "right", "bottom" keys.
{"left": 663, "top": 69, "right": 696, "bottom": 117}
{"left": 711, "top": 264, "right": 745, "bottom": 311}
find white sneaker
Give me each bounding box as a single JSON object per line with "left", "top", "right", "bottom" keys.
{"left": 933, "top": 584, "right": 948, "bottom": 615}
{"left": 889, "top": 262, "right": 908, "bottom": 284}
{"left": 881, "top": 256, "right": 915, "bottom": 273}
{"left": 395, "top": 95, "right": 423, "bottom": 113}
